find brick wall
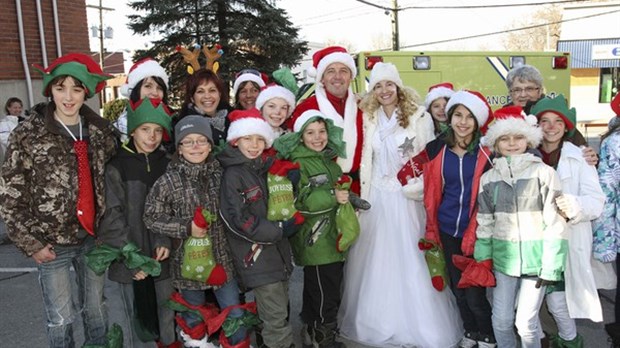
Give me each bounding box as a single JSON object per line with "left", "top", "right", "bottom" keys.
{"left": 0, "top": 0, "right": 90, "bottom": 81}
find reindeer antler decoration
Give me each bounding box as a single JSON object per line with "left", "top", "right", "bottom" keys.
{"left": 202, "top": 44, "right": 223, "bottom": 74}
{"left": 176, "top": 44, "right": 201, "bottom": 75}
{"left": 176, "top": 43, "right": 224, "bottom": 75}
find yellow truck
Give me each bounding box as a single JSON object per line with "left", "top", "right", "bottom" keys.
{"left": 351, "top": 51, "right": 571, "bottom": 110}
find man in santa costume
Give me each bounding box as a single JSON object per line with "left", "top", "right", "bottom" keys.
{"left": 291, "top": 46, "right": 364, "bottom": 194}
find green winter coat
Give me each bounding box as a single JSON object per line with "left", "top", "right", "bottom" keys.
{"left": 289, "top": 145, "right": 344, "bottom": 266}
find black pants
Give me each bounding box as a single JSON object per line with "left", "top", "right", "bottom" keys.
{"left": 301, "top": 262, "right": 344, "bottom": 327}
{"left": 616, "top": 254, "right": 620, "bottom": 322}
{"left": 440, "top": 232, "right": 494, "bottom": 336}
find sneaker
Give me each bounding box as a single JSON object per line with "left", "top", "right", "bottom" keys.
{"left": 301, "top": 324, "right": 316, "bottom": 348}
{"left": 458, "top": 331, "right": 478, "bottom": 348}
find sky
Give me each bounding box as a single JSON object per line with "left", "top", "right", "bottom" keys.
{"left": 86, "top": 0, "right": 620, "bottom": 59}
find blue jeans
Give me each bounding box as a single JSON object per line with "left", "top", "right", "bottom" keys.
{"left": 492, "top": 272, "right": 546, "bottom": 348}
{"left": 38, "top": 237, "right": 107, "bottom": 348}
{"left": 180, "top": 280, "right": 247, "bottom": 344}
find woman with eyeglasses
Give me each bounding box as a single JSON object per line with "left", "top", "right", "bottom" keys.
{"left": 232, "top": 69, "right": 266, "bottom": 111}
{"left": 505, "top": 65, "right": 598, "bottom": 166}
{"left": 177, "top": 68, "right": 232, "bottom": 147}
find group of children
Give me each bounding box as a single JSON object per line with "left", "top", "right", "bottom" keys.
{"left": 0, "top": 50, "right": 617, "bottom": 348}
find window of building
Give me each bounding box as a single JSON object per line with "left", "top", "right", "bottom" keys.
{"left": 599, "top": 67, "right": 619, "bottom": 103}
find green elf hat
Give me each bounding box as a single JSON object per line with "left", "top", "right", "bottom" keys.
{"left": 126, "top": 98, "right": 173, "bottom": 138}
{"left": 33, "top": 53, "right": 112, "bottom": 99}
{"left": 531, "top": 94, "right": 576, "bottom": 131}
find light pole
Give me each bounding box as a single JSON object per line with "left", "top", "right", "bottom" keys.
{"left": 86, "top": 1, "right": 114, "bottom": 105}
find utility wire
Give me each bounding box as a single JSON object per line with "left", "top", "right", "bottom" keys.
{"left": 397, "top": 9, "right": 620, "bottom": 49}
{"left": 354, "top": 0, "right": 589, "bottom": 11}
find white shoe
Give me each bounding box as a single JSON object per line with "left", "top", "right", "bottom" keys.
{"left": 179, "top": 330, "right": 220, "bottom": 348}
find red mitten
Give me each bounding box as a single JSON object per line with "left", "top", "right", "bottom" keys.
{"left": 397, "top": 149, "right": 430, "bottom": 186}
{"left": 268, "top": 159, "right": 300, "bottom": 176}
{"left": 453, "top": 255, "right": 495, "bottom": 288}
{"left": 206, "top": 264, "right": 227, "bottom": 286}
{"left": 193, "top": 206, "right": 216, "bottom": 229}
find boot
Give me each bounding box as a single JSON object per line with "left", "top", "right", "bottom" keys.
{"left": 457, "top": 331, "right": 478, "bottom": 348}
{"left": 549, "top": 333, "right": 584, "bottom": 348}
{"left": 308, "top": 322, "right": 343, "bottom": 348}
{"left": 477, "top": 333, "right": 496, "bottom": 348}
{"left": 606, "top": 323, "right": 620, "bottom": 348}
{"left": 348, "top": 193, "right": 371, "bottom": 211}
{"left": 301, "top": 324, "right": 314, "bottom": 348}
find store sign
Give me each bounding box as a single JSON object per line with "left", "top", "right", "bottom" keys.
{"left": 592, "top": 44, "right": 620, "bottom": 60}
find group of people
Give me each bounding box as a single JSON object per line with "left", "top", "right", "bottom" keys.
{"left": 0, "top": 45, "right": 617, "bottom": 348}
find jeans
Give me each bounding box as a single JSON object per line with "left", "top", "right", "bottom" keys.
{"left": 106, "top": 277, "right": 175, "bottom": 347}
{"left": 38, "top": 237, "right": 107, "bottom": 348}
{"left": 180, "top": 280, "right": 247, "bottom": 344}
{"left": 492, "top": 272, "right": 546, "bottom": 348}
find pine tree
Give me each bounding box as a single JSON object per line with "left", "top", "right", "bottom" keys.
{"left": 127, "top": 0, "right": 308, "bottom": 105}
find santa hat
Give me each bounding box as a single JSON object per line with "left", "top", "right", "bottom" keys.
{"left": 608, "top": 93, "right": 620, "bottom": 129}
{"left": 126, "top": 98, "right": 173, "bottom": 136}
{"left": 483, "top": 105, "right": 542, "bottom": 149}
{"left": 292, "top": 109, "right": 344, "bottom": 132}
{"left": 33, "top": 53, "right": 112, "bottom": 99}
{"left": 425, "top": 82, "right": 455, "bottom": 109}
{"left": 530, "top": 94, "right": 575, "bottom": 131}
{"left": 120, "top": 58, "right": 169, "bottom": 97}
{"left": 255, "top": 85, "right": 296, "bottom": 116}
{"left": 368, "top": 62, "right": 402, "bottom": 91}
{"left": 308, "top": 46, "right": 357, "bottom": 80}
{"left": 227, "top": 108, "right": 276, "bottom": 148}
{"left": 446, "top": 90, "right": 493, "bottom": 134}
{"left": 232, "top": 69, "right": 267, "bottom": 96}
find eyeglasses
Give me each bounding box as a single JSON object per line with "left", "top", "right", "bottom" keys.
{"left": 179, "top": 139, "right": 210, "bottom": 148}
{"left": 510, "top": 87, "right": 540, "bottom": 94}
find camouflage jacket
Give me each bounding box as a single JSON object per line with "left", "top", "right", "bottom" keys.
{"left": 0, "top": 102, "right": 117, "bottom": 256}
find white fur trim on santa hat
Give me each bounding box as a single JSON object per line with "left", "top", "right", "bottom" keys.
{"left": 368, "top": 62, "right": 403, "bottom": 91}
{"left": 120, "top": 59, "right": 168, "bottom": 97}
{"left": 309, "top": 52, "right": 357, "bottom": 80}
{"left": 424, "top": 87, "right": 455, "bottom": 109}
{"left": 226, "top": 115, "right": 276, "bottom": 148}
{"left": 294, "top": 109, "right": 344, "bottom": 132}
{"left": 445, "top": 90, "right": 490, "bottom": 129}
{"left": 482, "top": 117, "right": 543, "bottom": 149}
{"left": 232, "top": 73, "right": 266, "bottom": 96}
{"left": 256, "top": 85, "right": 296, "bottom": 116}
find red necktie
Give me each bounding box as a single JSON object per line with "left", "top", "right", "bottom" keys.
{"left": 74, "top": 140, "right": 95, "bottom": 235}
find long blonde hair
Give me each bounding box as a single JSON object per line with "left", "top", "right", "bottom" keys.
{"left": 359, "top": 85, "right": 422, "bottom": 129}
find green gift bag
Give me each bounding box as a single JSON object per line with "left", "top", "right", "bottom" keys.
{"left": 181, "top": 236, "right": 227, "bottom": 286}
{"left": 335, "top": 175, "right": 360, "bottom": 252}
{"left": 418, "top": 238, "right": 449, "bottom": 291}
{"left": 267, "top": 159, "right": 300, "bottom": 221}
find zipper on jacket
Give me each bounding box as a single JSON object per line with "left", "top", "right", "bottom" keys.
{"left": 508, "top": 160, "right": 524, "bottom": 273}
{"left": 454, "top": 156, "right": 465, "bottom": 237}
{"left": 144, "top": 153, "right": 151, "bottom": 173}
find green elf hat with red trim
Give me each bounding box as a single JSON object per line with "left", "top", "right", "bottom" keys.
{"left": 126, "top": 97, "right": 173, "bottom": 137}
{"left": 33, "top": 53, "right": 112, "bottom": 99}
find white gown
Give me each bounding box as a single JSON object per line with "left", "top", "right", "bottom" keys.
{"left": 338, "top": 110, "right": 462, "bottom": 348}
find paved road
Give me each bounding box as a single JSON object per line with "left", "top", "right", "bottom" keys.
{"left": 0, "top": 242, "right": 615, "bottom": 347}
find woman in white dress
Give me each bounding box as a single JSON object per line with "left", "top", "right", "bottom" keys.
{"left": 338, "top": 62, "right": 462, "bottom": 348}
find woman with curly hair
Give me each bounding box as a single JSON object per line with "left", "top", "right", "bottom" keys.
{"left": 338, "top": 63, "right": 461, "bottom": 347}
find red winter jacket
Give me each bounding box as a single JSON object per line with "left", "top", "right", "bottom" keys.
{"left": 423, "top": 139, "right": 492, "bottom": 256}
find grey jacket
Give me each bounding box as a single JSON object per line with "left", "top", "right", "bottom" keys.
{"left": 218, "top": 145, "right": 293, "bottom": 290}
